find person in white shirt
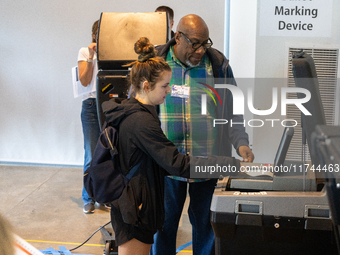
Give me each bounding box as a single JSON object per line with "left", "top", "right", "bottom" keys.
{"left": 77, "top": 20, "right": 101, "bottom": 214}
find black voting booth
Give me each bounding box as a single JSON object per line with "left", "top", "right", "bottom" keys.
{"left": 291, "top": 51, "right": 327, "bottom": 170}
{"left": 312, "top": 125, "right": 340, "bottom": 254}
{"left": 96, "top": 12, "right": 170, "bottom": 128}
{"left": 210, "top": 52, "right": 337, "bottom": 255}
{"left": 95, "top": 12, "right": 170, "bottom": 254}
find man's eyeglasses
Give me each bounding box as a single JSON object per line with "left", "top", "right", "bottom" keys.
{"left": 178, "top": 31, "right": 213, "bottom": 51}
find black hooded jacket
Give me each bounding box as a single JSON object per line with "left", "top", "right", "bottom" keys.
{"left": 102, "top": 97, "right": 239, "bottom": 232}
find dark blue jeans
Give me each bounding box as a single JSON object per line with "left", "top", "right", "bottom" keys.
{"left": 81, "top": 98, "right": 100, "bottom": 205}
{"left": 150, "top": 177, "right": 217, "bottom": 255}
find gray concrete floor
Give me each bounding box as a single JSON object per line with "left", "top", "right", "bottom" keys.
{"left": 0, "top": 165, "right": 192, "bottom": 255}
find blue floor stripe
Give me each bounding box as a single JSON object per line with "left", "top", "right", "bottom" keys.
{"left": 40, "top": 246, "right": 92, "bottom": 255}
{"left": 176, "top": 241, "right": 192, "bottom": 254}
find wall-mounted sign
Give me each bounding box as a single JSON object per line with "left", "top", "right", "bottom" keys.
{"left": 260, "top": 0, "right": 333, "bottom": 37}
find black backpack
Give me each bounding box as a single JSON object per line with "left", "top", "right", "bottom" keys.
{"left": 83, "top": 123, "right": 141, "bottom": 203}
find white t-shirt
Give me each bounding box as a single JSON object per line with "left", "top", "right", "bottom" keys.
{"left": 77, "top": 47, "right": 98, "bottom": 101}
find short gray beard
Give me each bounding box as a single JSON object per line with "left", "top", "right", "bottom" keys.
{"left": 185, "top": 60, "right": 199, "bottom": 68}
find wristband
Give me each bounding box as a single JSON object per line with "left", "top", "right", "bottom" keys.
{"left": 87, "top": 58, "right": 93, "bottom": 63}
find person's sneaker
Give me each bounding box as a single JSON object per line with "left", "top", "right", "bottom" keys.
{"left": 95, "top": 202, "right": 111, "bottom": 210}
{"left": 83, "top": 202, "right": 95, "bottom": 214}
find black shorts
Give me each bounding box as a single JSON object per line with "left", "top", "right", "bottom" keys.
{"left": 110, "top": 204, "right": 155, "bottom": 246}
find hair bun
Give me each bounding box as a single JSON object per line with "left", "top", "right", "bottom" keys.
{"left": 135, "top": 37, "right": 156, "bottom": 62}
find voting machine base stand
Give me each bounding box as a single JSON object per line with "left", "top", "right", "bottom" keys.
{"left": 100, "top": 227, "right": 118, "bottom": 255}
{"left": 211, "top": 212, "right": 336, "bottom": 255}
{"left": 210, "top": 184, "right": 337, "bottom": 255}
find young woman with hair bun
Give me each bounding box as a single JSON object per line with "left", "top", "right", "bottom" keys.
{"left": 102, "top": 37, "right": 239, "bottom": 254}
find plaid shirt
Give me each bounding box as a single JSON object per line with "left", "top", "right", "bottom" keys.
{"left": 159, "top": 46, "right": 218, "bottom": 182}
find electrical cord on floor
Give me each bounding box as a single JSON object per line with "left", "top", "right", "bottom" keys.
{"left": 69, "top": 221, "right": 111, "bottom": 251}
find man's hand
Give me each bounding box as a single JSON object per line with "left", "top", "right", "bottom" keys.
{"left": 239, "top": 145, "right": 254, "bottom": 162}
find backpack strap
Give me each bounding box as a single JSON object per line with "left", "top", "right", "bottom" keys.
{"left": 103, "top": 114, "right": 142, "bottom": 180}
{"left": 125, "top": 161, "right": 142, "bottom": 180}
{"left": 103, "top": 127, "right": 118, "bottom": 157}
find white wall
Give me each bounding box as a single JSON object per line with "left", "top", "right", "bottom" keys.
{"left": 0, "top": 0, "right": 226, "bottom": 166}
{"left": 229, "top": 0, "right": 340, "bottom": 163}
{"left": 3, "top": 0, "right": 338, "bottom": 166}
{"left": 229, "top": 1, "right": 257, "bottom": 78}
{"left": 228, "top": 0, "right": 258, "bottom": 157}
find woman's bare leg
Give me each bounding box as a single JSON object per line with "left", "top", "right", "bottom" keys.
{"left": 118, "top": 238, "right": 151, "bottom": 255}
